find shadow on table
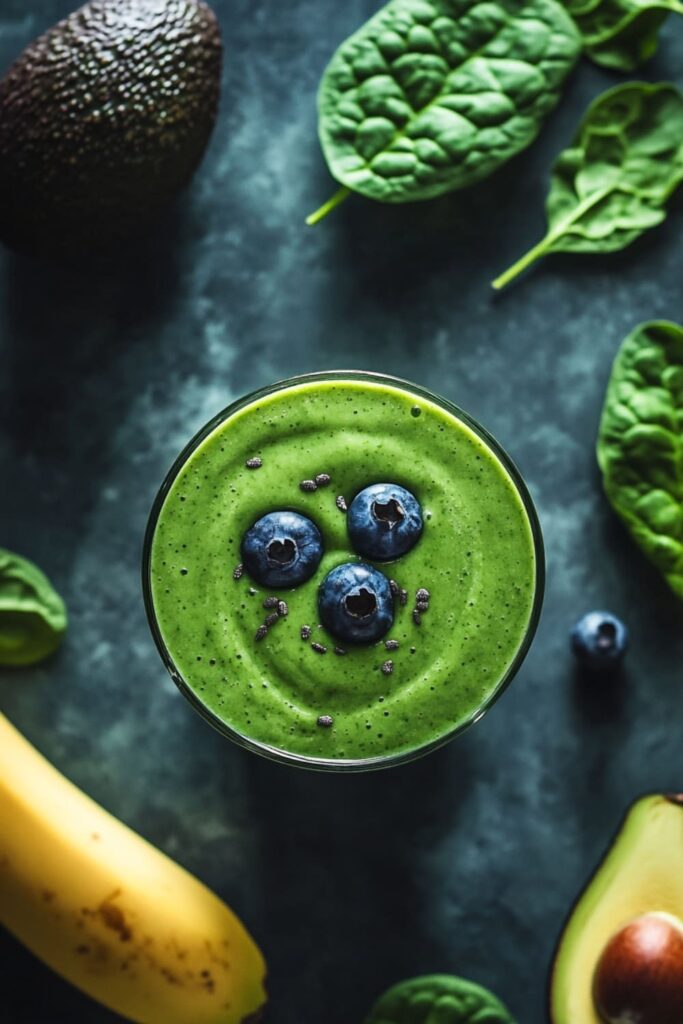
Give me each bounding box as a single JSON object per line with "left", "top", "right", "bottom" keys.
{"left": 0, "top": 201, "right": 190, "bottom": 564}
{"left": 242, "top": 733, "right": 476, "bottom": 1024}
{"left": 568, "top": 500, "right": 678, "bottom": 731}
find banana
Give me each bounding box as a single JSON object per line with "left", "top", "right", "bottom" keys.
{"left": 0, "top": 712, "right": 266, "bottom": 1023}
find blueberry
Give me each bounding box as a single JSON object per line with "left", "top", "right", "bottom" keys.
{"left": 318, "top": 562, "right": 394, "bottom": 644}
{"left": 240, "top": 511, "right": 323, "bottom": 589}
{"left": 347, "top": 483, "right": 423, "bottom": 561}
{"left": 571, "top": 611, "right": 628, "bottom": 672}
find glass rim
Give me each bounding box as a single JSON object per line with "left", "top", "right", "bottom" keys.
{"left": 142, "top": 369, "right": 545, "bottom": 773}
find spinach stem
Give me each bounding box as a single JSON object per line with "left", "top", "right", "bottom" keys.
{"left": 492, "top": 187, "right": 612, "bottom": 290}
{"left": 306, "top": 186, "right": 351, "bottom": 226}
{"left": 491, "top": 236, "right": 551, "bottom": 290}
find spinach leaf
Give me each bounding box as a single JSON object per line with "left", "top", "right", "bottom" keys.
{"left": 0, "top": 548, "right": 68, "bottom": 666}
{"left": 492, "top": 82, "right": 683, "bottom": 289}
{"left": 365, "top": 974, "right": 516, "bottom": 1023}
{"left": 307, "top": 0, "right": 581, "bottom": 224}
{"left": 564, "top": 0, "right": 683, "bottom": 71}
{"left": 597, "top": 321, "right": 683, "bottom": 600}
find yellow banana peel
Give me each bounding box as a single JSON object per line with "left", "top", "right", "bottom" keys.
{"left": 0, "top": 712, "right": 266, "bottom": 1023}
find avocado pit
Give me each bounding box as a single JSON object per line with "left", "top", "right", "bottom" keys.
{"left": 593, "top": 912, "right": 683, "bottom": 1024}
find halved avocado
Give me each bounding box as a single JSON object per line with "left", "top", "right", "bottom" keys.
{"left": 551, "top": 793, "right": 683, "bottom": 1022}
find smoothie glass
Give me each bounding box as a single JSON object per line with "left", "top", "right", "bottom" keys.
{"left": 143, "top": 371, "right": 544, "bottom": 771}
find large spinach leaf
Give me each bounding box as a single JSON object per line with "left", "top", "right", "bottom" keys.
{"left": 365, "top": 974, "right": 516, "bottom": 1023}
{"left": 597, "top": 321, "right": 683, "bottom": 600}
{"left": 308, "top": 0, "right": 581, "bottom": 224}
{"left": 564, "top": 0, "right": 683, "bottom": 71}
{"left": 492, "top": 82, "right": 683, "bottom": 289}
{"left": 0, "top": 548, "right": 68, "bottom": 666}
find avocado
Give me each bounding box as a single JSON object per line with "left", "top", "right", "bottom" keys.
{"left": 0, "top": 0, "right": 222, "bottom": 256}
{"left": 551, "top": 794, "right": 683, "bottom": 1023}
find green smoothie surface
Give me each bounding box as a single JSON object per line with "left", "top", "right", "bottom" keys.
{"left": 148, "top": 377, "right": 540, "bottom": 763}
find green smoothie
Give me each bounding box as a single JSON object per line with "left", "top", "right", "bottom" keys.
{"left": 145, "top": 374, "right": 542, "bottom": 766}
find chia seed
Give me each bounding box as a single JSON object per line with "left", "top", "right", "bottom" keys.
{"left": 264, "top": 612, "right": 279, "bottom": 628}
{"left": 416, "top": 587, "right": 430, "bottom": 603}
{"left": 245, "top": 457, "right": 262, "bottom": 469}
{"left": 248, "top": 587, "right": 257, "bottom": 595}
{"left": 335, "top": 495, "right": 347, "bottom": 512}
{"left": 300, "top": 479, "right": 317, "bottom": 492}
{"left": 416, "top": 599, "right": 429, "bottom": 613}
{"left": 389, "top": 579, "right": 399, "bottom": 597}
{"left": 300, "top": 625, "right": 312, "bottom": 640}
{"left": 412, "top": 609, "right": 422, "bottom": 626}
{"left": 233, "top": 563, "right": 244, "bottom": 581}
{"left": 263, "top": 596, "right": 279, "bottom": 609}
{"left": 315, "top": 473, "right": 331, "bottom": 487}
{"left": 277, "top": 600, "right": 288, "bottom": 618}
{"left": 381, "top": 660, "right": 394, "bottom": 675}
{"left": 333, "top": 646, "right": 347, "bottom": 656}
{"left": 255, "top": 624, "right": 268, "bottom": 641}
{"left": 385, "top": 639, "right": 399, "bottom": 651}
{"left": 311, "top": 642, "right": 327, "bottom": 654}
{"left": 399, "top": 588, "right": 408, "bottom": 606}
{"left": 317, "top": 715, "right": 334, "bottom": 728}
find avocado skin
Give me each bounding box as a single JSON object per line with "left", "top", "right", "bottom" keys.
{"left": 0, "top": 0, "right": 222, "bottom": 256}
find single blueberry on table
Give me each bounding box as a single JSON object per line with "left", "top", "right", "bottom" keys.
{"left": 240, "top": 511, "right": 323, "bottom": 588}
{"left": 318, "top": 562, "right": 393, "bottom": 644}
{"left": 347, "top": 483, "right": 423, "bottom": 561}
{"left": 571, "top": 611, "right": 628, "bottom": 673}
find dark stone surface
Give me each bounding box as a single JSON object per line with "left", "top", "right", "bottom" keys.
{"left": 0, "top": 2, "right": 682, "bottom": 1021}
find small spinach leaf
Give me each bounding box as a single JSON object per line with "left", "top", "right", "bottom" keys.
{"left": 308, "top": 0, "right": 581, "bottom": 223}
{"left": 0, "top": 548, "right": 68, "bottom": 666}
{"left": 564, "top": 0, "right": 683, "bottom": 71}
{"left": 597, "top": 321, "right": 683, "bottom": 600}
{"left": 364, "top": 974, "right": 517, "bottom": 1023}
{"left": 492, "top": 82, "right": 683, "bottom": 289}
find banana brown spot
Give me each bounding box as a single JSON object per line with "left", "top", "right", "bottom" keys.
{"left": 98, "top": 895, "right": 132, "bottom": 942}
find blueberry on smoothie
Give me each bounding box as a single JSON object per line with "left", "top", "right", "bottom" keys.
{"left": 318, "top": 563, "right": 393, "bottom": 644}
{"left": 571, "top": 611, "right": 628, "bottom": 672}
{"left": 241, "top": 511, "right": 323, "bottom": 588}
{"left": 347, "top": 483, "right": 423, "bottom": 561}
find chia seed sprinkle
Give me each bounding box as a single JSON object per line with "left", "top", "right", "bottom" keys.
{"left": 317, "top": 715, "right": 334, "bottom": 728}
{"left": 300, "top": 479, "right": 317, "bottom": 492}
{"left": 385, "top": 639, "right": 399, "bottom": 651}
{"left": 300, "top": 625, "right": 312, "bottom": 640}
{"left": 333, "top": 646, "right": 347, "bottom": 656}
{"left": 389, "top": 579, "right": 399, "bottom": 597}
{"left": 264, "top": 612, "right": 279, "bottom": 628}
{"left": 245, "top": 457, "right": 262, "bottom": 469}
{"left": 412, "top": 609, "right": 422, "bottom": 626}
{"left": 416, "top": 587, "right": 431, "bottom": 603}
{"left": 335, "top": 495, "right": 347, "bottom": 512}
{"left": 263, "top": 596, "right": 279, "bottom": 609}
{"left": 416, "top": 599, "right": 429, "bottom": 613}
{"left": 233, "top": 563, "right": 244, "bottom": 581}
{"left": 315, "top": 473, "right": 331, "bottom": 487}
{"left": 255, "top": 624, "right": 268, "bottom": 641}
{"left": 277, "top": 600, "right": 289, "bottom": 618}
{"left": 311, "top": 642, "right": 327, "bottom": 654}
{"left": 381, "top": 660, "right": 394, "bottom": 675}
{"left": 399, "top": 588, "right": 408, "bottom": 606}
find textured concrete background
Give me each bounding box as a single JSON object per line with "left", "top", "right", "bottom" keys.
{"left": 1, "top": 2, "right": 682, "bottom": 1021}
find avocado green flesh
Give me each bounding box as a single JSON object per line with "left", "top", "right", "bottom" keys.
{"left": 149, "top": 378, "right": 538, "bottom": 763}
{"left": 551, "top": 795, "right": 683, "bottom": 1023}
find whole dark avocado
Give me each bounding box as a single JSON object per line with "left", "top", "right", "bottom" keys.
{"left": 0, "top": 0, "right": 222, "bottom": 256}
